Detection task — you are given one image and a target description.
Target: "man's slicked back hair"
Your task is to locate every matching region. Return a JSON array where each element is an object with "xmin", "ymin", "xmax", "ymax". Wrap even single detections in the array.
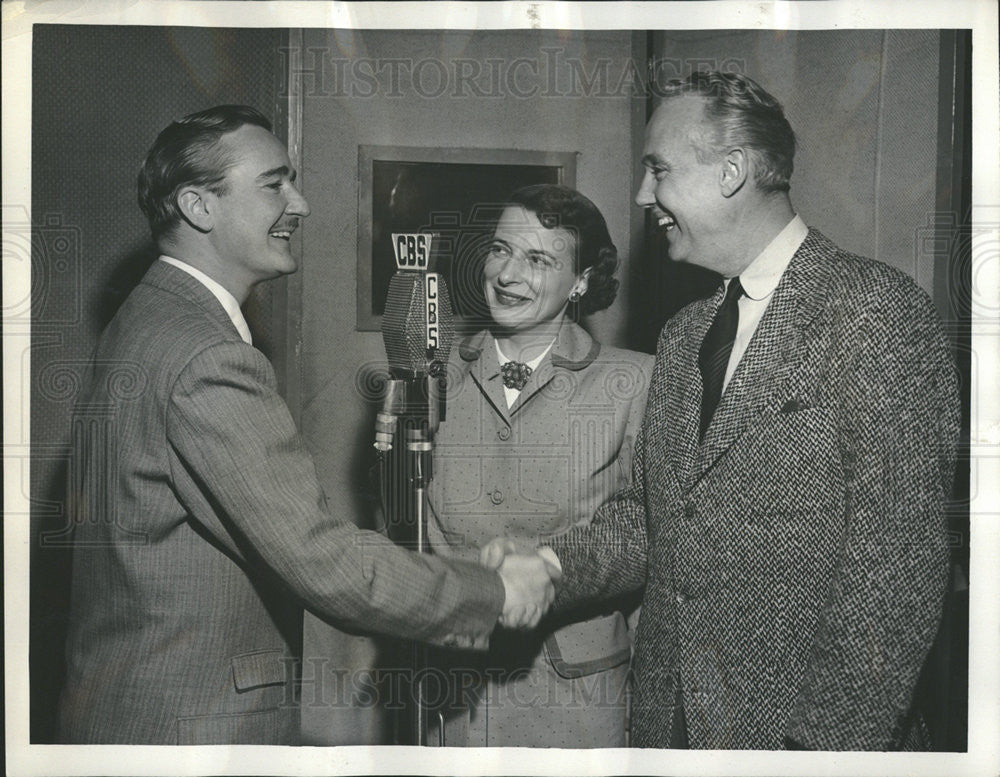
[
  {"xmin": 660, "ymin": 71, "xmax": 796, "ymax": 193},
  {"xmin": 137, "ymin": 105, "xmax": 272, "ymax": 239}
]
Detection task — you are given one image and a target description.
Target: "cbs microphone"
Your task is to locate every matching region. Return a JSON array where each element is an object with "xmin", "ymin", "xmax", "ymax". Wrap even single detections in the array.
[
  {"xmin": 376, "ymin": 232, "xmax": 455, "ymax": 747},
  {"xmin": 375, "ymin": 233, "xmax": 454, "ymax": 453}
]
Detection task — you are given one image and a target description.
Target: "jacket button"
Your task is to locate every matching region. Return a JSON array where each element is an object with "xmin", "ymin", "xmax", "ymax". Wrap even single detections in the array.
[
  {"xmin": 490, "ymin": 489, "xmax": 504, "ymax": 505},
  {"xmin": 497, "ymin": 427, "xmax": 511, "ymax": 441},
  {"xmin": 675, "ymin": 591, "xmax": 688, "ymax": 605},
  {"xmin": 683, "ymin": 503, "xmax": 695, "ymax": 519}
]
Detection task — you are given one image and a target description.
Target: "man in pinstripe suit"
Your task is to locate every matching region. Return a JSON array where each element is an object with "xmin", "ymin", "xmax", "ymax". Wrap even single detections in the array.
[
  {"xmin": 57, "ymin": 105, "xmax": 557, "ymax": 744},
  {"xmin": 489, "ymin": 71, "xmax": 960, "ymax": 750}
]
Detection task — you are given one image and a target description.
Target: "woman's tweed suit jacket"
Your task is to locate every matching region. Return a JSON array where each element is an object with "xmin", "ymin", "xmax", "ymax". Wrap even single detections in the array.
[
  {"xmin": 58, "ymin": 260, "xmax": 504, "ymax": 744},
  {"xmin": 547, "ymin": 230, "xmax": 960, "ymax": 750},
  {"xmin": 426, "ymin": 322, "xmax": 653, "ymax": 744}
]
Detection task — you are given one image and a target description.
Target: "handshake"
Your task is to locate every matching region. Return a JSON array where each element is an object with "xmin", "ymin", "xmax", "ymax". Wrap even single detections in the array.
[{"xmin": 480, "ymin": 538, "xmax": 562, "ymax": 630}]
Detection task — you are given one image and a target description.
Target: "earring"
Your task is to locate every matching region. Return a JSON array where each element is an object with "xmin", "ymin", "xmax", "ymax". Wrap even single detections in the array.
[{"xmin": 569, "ymin": 290, "xmax": 582, "ymax": 303}]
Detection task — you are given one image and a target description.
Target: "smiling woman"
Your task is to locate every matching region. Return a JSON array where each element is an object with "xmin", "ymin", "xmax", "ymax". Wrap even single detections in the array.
[
  {"xmin": 482, "ymin": 206, "xmax": 583, "ymax": 349},
  {"xmin": 423, "ymin": 184, "xmax": 654, "ymax": 748}
]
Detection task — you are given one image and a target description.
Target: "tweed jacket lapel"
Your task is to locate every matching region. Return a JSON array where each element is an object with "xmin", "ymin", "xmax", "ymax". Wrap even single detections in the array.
[
  {"xmin": 141, "ymin": 259, "xmax": 244, "ymax": 341},
  {"xmin": 694, "ymin": 229, "xmax": 833, "ymax": 478},
  {"xmin": 663, "ymin": 291, "xmax": 721, "ymax": 491}
]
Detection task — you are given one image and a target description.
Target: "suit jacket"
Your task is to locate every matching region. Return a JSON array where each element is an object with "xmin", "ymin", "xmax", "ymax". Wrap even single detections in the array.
[
  {"xmin": 58, "ymin": 260, "xmax": 504, "ymax": 745},
  {"xmin": 428, "ymin": 323, "xmax": 653, "ymax": 679},
  {"xmin": 547, "ymin": 230, "xmax": 960, "ymax": 750}
]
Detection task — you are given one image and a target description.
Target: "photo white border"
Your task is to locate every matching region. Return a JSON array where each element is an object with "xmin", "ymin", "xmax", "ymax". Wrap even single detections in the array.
[{"xmin": 4, "ymin": 2, "xmax": 998, "ymax": 775}]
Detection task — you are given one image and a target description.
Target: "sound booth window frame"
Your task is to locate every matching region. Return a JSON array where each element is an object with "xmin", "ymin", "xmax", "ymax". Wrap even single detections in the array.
[{"xmin": 357, "ymin": 144, "xmax": 578, "ymax": 331}]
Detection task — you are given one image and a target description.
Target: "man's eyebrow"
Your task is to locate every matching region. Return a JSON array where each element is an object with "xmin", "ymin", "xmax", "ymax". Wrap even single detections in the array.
[{"xmin": 256, "ymin": 165, "xmax": 296, "ymax": 181}]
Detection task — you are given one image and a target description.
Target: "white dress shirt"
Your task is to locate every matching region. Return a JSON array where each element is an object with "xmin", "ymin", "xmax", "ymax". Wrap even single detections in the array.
[
  {"xmin": 722, "ymin": 215, "xmax": 808, "ymax": 391},
  {"xmin": 495, "ymin": 338, "xmax": 554, "ymax": 408},
  {"xmin": 159, "ymin": 255, "xmax": 253, "ymax": 346}
]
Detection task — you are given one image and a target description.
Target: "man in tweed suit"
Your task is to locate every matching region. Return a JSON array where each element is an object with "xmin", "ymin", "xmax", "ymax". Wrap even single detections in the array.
[
  {"xmin": 489, "ymin": 72, "xmax": 959, "ymax": 750},
  {"xmin": 57, "ymin": 105, "xmax": 556, "ymax": 744}
]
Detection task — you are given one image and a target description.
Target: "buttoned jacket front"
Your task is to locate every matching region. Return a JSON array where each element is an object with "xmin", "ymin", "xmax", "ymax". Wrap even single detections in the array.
[{"xmin": 428, "ymin": 321, "xmax": 653, "ymax": 677}]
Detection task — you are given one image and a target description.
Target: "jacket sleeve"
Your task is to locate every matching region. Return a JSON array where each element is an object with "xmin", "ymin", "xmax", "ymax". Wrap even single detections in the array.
[
  {"xmin": 622, "ymin": 354, "xmax": 655, "ymax": 633},
  {"xmin": 616, "ymin": 353, "xmax": 655, "ymax": 490},
  {"xmin": 785, "ymin": 285, "xmax": 960, "ymax": 750},
  {"xmin": 166, "ymin": 340, "xmax": 504, "ymax": 647},
  {"xmin": 546, "ymin": 429, "xmax": 649, "ymax": 610},
  {"xmin": 544, "ymin": 353, "xmax": 658, "ymax": 610}
]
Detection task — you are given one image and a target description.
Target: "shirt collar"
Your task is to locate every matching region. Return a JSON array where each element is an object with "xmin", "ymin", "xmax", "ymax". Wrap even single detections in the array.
[
  {"xmin": 736, "ymin": 214, "xmax": 808, "ymax": 301},
  {"xmin": 459, "ymin": 322, "xmax": 600, "ymax": 373},
  {"xmin": 494, "ymin": 338, "xmax": 555, "ymax": 371},
  {"xmin": 159, "ymin": 255, "xmax": 253, "ymax": 345}
]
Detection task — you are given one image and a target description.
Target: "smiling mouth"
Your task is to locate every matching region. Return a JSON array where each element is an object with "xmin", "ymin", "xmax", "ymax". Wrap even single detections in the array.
[
  {"xmin": 492, "ymin": 287, "xmax": 531, "ymax": 306},
  {"xmin": 655, "ymin": 211, "xmax": 677, "ymax": 231},
  {"xmin": 269, "ymin": 221, "xmax": 298, "ymax": 241}
]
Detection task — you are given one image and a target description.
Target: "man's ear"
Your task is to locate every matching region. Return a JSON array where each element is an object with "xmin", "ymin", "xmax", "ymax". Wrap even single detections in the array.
[
  {"xmin": 720, "ymin": 148, "xmax": 748, "ymax": 197},
  {"xmin": 176, "ymin": 186, "xmax": 214, "ymax": 233}
]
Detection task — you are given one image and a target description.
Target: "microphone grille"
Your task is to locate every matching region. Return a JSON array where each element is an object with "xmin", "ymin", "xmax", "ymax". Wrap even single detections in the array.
[
  {"xmin": 381, "ymin": 273, "xmax": 455, "ymax": 375},
  {"xmin": 433, "ymin": 275, "xmax": 455, "ymax": 368},
  {"xmin": 382, "ymin": 274, "xmax": 425, "ymax": 373}
]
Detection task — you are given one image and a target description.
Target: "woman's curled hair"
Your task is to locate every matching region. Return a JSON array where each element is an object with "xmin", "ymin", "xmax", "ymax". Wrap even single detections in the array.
[{"xmin": 507, "ymin": 184, "xmax": 619, "ymax": 314}]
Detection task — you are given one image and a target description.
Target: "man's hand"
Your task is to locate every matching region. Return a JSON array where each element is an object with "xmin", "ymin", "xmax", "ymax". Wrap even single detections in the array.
[
  {"xmin": 495, "ymin": 551, "xmax": 562, "ymax": 630},
  {"xmin": 479, "ymin": 536, "xmax": 525, "ymax": 570}
]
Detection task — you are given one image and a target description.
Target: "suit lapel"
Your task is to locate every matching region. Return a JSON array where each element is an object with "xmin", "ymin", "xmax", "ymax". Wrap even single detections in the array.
[
  {"xmin": 694, "ymin": 230, "xmax": 831, "ymax": 478},
  {"xmin": 141, "ymin": 259, "xmax": 242, "ymax": 340},
  {"xmin": 669, "ymin": 293, "xmax": 721, "ymax": 489},
  {"xmin": 460, "ymin": 331, "xmax": 510, "ymax": 423},
  {"xmin": 509, "ymin": 358, "xmax": 552, "ymax": 415},
  {"xmin": 509, "ymin": 322, "xmax": 598, "ymax": 416}
]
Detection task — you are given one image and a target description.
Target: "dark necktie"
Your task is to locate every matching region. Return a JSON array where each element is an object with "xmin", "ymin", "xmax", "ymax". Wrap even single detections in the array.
[
  {"xmin": 501, "ymin": 361, "xmax": 532, "ymax": 391},
  {"xmin": 698, "ymin": 277, "xmax": 744, "ymax": 439}
]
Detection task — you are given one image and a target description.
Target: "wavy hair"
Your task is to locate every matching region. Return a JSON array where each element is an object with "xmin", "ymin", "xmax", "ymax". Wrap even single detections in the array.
[
  {"xmin": 137, "ymin": 105, "xmax": 272, "ymax": 239},
  {"xmin": 506, "ymin": 184, "xmax": 619, "ymax": 314},
  {"xmin": 661, "ymin": 71, "xmax": 796, "ymax": 193}
]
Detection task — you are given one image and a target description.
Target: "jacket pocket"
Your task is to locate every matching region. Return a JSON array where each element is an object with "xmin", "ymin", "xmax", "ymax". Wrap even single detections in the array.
[
  {"xmin": 543, "ymin": 612, "xmax": 631, "ymax": 679},
  {"xmin": 231, "ymin": 649, "xmax": 290, "ymax": 692}
]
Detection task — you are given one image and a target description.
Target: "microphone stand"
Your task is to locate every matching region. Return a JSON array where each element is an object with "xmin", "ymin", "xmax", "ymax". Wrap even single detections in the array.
[
  {"xmin": 377, "ymin": 237, "xmax": 453, "ymax": 745},
  {"xmin": 376, "ymin": 372, "xmax": 444, "ymax": 746},
  {"xmin": 376, "ymin": 362, "xmax": 447, "ymax": 746}
]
